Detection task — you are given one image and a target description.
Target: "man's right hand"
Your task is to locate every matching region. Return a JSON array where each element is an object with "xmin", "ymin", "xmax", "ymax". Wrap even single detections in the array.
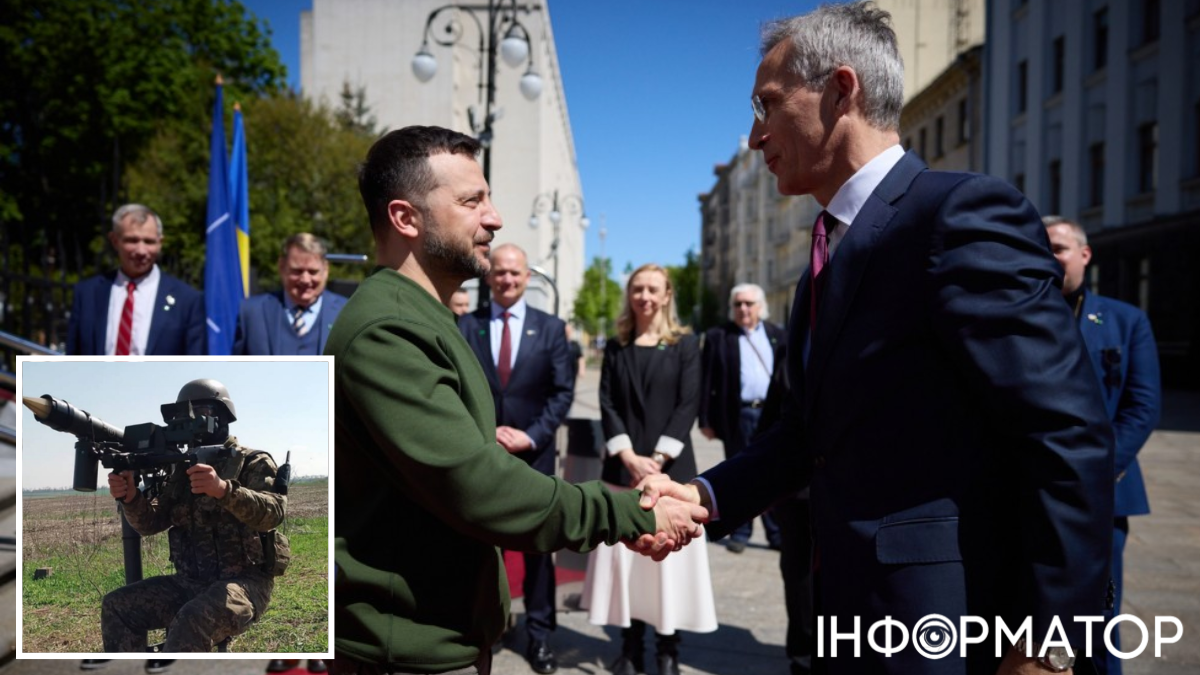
[
  {"xmin": 108, "ymin": 470, "xmax": 136, "ymax": 504},
  {"xmin": 641, "ymin": 496, "xmax": 709, "ymax": 562}
]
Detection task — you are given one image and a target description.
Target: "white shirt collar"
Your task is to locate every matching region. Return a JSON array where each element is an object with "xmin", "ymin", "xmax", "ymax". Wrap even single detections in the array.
[
  {"xmin": 491, "ymin": 297, "xmax": 526, "ymax": 320},
  {"xmin": 825, "ymin": 145, "xmax": 906, "ymax": 227}
]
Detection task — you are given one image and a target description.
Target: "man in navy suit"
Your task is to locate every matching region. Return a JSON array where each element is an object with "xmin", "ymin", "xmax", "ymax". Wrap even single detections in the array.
[
  {"xmin": 232, "ymin": 233, "xmax": 347, "ymax": 355},
  {"xmin": 1045, "ymin": 215, "xmax": 1161, "ymax": 675},
  {"xmin": 67, "ymin": 204, "xmax": 205, "ymax": 356},
  {"xmin": 640, "ymin": 4, "xmax": 1113, "ymax": 674},
  {"xmin": 458, "ymin": 243, "xmax": 575, "ymax": 674},
  {"xmin": 699, "ymin": 282, "xmax": 786, "ymax": 553}
]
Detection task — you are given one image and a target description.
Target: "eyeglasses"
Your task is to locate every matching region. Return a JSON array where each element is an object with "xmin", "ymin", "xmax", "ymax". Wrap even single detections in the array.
[
  {"xmin": 751, "ymin": 94, "xmax": 770, "ymax": 123},
  {"xmin": 732, "ymin": 300, "xmax": 758, "ymax": 308}
]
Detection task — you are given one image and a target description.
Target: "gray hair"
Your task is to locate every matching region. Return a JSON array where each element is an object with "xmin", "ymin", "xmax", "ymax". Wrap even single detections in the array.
[
  {"xmin": 281, "ymin": 232, "xmax": 329, "ymax": 259},
  {"xmin": 761, "ymin": 1, "xmax": 904, "ymax": 131},
  {"xmin": 111, "ymin": 203, "xmax": 163, "ymax": 237},
  {"xmin": 1042, "ymin": 215, "xmax": 1088, "ymax": 246},
  {"xmin": 728, "ymin": 283, "xmax": 769, "ymax": 321}
]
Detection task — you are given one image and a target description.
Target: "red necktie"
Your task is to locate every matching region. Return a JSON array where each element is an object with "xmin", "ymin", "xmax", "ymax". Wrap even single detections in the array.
[
  {"xmin": 497, "ymin": 311, "xmax": 513, "ymax": 388},
  {"xmin": 809, "ymin": 211, "xmax": 830, "ymax": 329},
  {"xmin": 115, "ymin": 281, "xmax": 136, "ymax": 355}
]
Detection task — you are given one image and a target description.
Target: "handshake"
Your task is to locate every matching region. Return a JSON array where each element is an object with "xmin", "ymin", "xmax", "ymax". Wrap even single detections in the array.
[{"xmin": 625, "ymin": 475, "xmax": 709, "ymax": 562}]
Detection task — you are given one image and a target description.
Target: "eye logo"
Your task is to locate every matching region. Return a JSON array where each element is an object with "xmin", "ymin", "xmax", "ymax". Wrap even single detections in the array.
[{"xmin": 913, "ymin": 614, "xmax": 957, "ymax": 659}]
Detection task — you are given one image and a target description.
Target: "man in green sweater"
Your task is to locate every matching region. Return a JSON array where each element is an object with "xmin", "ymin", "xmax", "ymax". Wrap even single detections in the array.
[{"xmin": 329, "ymin": 126, "xmax": 707, "ymax": 675}]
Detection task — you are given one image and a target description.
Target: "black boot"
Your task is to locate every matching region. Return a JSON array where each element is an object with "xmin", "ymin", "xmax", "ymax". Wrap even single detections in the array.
[
  {"xmin": 655, "ymin": 633, "xmax": 681, "ymax": 675},
  {"xmin": 267, "ymin": 661, "xmax": 300, "ymax": 673},
  {"xmin": 307, "ymin": 661, "xmax": 328, "ymax": 673},
  {"xmin": 610, "ymin": 622, "xmax": 645, "ymax": 675}
]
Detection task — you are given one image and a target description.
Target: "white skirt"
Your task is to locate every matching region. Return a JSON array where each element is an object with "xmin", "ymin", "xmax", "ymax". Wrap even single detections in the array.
[{"xmin": 580, "ymin": 530, "xmax": 718, "ymax": 635}]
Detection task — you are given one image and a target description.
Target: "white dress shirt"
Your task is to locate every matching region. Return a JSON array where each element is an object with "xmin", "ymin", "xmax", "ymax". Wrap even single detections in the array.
[{"xmin": 105, "ymin": 265, "xmax": 161, "ymax": 356}]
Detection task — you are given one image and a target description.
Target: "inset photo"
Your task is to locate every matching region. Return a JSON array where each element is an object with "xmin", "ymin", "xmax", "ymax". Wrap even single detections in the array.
[{"xmin": 15, "ymin": 358, "xmax": 331, "ymax": 659}]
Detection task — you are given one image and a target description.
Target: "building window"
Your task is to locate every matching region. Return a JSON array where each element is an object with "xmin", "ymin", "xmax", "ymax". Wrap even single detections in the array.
[
  {"xmin": 1052, "ymin": 36, "xmax": 1065, "ymax": 94},
  {"xmin": 1142, "ymin": 0, "xmax": 1160, "ymax": 45},
  {"xmin": 1014, "ymin": 173, "xmax": 1026, "ymax": 193},
  {"xmin": 919, "ymin": 128, "xmax": 927, "ymax": 159},
  {"xmin": 1138, "ymin": 121, "xmax": 1158, "ymax": 193},
  {"xmin": 935, "ymin": 116, "xmax": 945, "ymax": 157},
  {"xmin": 1094, "ymin": 7, "xmax": 1108, "ymax": 71},
  {"xmin": 1048, "ymin": 159, "xmax": 1062, "ymax": 214},
  {"xmin": 1089, "ymin": 142, "xmax": 1105, "ymax": 207},
  {"xmin": 958, "ymin": 98, "xmax": 970, "ymax": 144},
  {"xmin": 1017, "ymin": 60, "xmax": 1028, "ymax": 114}
]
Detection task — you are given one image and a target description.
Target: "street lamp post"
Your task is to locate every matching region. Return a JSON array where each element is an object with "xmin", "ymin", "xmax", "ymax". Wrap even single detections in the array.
[
  {"xmin": 412, "ymin": 0, "xmax": 544, "ymax": 307},
  {"xmin": 529, "ymin": 189, "xmax": 588, "ymax": 316}
]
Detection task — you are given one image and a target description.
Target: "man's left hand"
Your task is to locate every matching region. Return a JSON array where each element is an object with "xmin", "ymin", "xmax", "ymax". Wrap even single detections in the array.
[
  {"xmin": 187, "ymin": 463, "xmax": 228, "ymax": 499},
  {"xmin": 496, "ymin": 426, "xmax": 534, "ymax": 453}
]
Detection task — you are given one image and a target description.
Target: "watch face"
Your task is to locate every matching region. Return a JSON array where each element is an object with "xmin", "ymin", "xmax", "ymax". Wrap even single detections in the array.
[{"xmin": 1046, "ymin": 647, "xmax": 1075, "ymax": 670}]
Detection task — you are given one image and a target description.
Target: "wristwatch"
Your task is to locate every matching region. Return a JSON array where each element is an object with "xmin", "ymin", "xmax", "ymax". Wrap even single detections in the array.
[
  {"xmin": 651, "ymin": 451, "xmax": 669, "ymax": 466},
  {"xmin": 1014, "ymin": 638, "xmax": 1075, "ymax": 672}
]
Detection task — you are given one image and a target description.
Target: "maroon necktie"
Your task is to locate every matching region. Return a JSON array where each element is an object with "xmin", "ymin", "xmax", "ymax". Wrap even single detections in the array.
[
  {"xmin": 497, "ymin": 311, "xmax": 513, "ymax": 388},
  {"xmin": 115, "ymin": 281, "xmax": 136, "ymax": 355},
  {"xmin": 809, "ymin": 211, "xmax": 830, "ymax": 329}
]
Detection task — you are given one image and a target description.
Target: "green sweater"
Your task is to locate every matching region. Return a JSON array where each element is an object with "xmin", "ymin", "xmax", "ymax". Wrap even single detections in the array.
[{"xmin": 329, "ymin": 268, "xmax": 656, "ymax": 672}]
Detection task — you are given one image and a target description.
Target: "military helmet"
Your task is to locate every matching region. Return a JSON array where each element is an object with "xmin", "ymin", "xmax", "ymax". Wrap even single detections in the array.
[{"xmin": 176, "ymin": 378, "xmax": 237, "ymax": 422}]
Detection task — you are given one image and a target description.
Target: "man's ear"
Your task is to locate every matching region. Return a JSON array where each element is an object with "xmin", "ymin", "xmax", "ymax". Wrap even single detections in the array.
[
  {"xmin": 830, "ymin": 65, "xmax": 861, "ymax": 112},
  {"xmin": 388, "ymin": 200, "xmax": 423, "ymax": 240}
]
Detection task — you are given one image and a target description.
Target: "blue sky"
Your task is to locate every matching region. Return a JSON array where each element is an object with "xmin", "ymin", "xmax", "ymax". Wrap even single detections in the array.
[
  {"xmin": 19, "ymin": 359, "xmax": 330, "ymax": 489},
  {"xmin": 240, "ymin": 0, "xmax": 818, "ymax": 275}
]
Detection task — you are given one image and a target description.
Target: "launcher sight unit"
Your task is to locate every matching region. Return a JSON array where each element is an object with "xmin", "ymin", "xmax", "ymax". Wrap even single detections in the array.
[{"xmin": 23, "ymin": 394, "xmax": 231, "ymax": 498}]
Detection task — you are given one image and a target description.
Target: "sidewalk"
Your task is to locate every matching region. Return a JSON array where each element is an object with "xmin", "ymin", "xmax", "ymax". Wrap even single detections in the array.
[{"xmin": 490, "ymin": 367, "xmax": 1200, "ymax": 675}]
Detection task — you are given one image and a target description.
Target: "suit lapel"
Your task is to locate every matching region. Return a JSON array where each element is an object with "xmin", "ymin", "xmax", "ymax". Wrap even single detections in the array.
[
  {"xmin": 617, "ymin": 340, "xmax": 648, "ymax": 413},
  {"xmin": 467, "ymin": 309, "xmax": 501, "ymax": 390},
  {"xmin": 94, "ymin": 273, "xmax": 117, "ymax": 353},
  {"xmin": 804, "ymin": 152, "xmax": 924, "ymax": 413},
  {"xmin": 511, "ymin": 309, "xmax": 540, "ymax": 378},
  {"xmin": 267, "ymin": 291, "xmax": 286, "ymax": 354},
  {"xmin": 146, "ymin": 275, "xmax": 169, "ymax": 355}
]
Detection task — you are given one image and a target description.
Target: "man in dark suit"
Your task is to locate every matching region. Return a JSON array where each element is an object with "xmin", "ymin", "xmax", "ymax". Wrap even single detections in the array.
[
  {"xmin": 1045, "ymin": 215, "xmax": 1161, "ymax": 675},
  {"xmin": 640, "ymin": 4, "xmax": 1113, "ymax": 674},
  {"xmin": 67, "ymin": 204, "xmax": 205, "ymax": 356},
  {"xmin": 699, "ymin": 282, "xmax": 786, "ymax": 553},
  {"xmin": 233, "ymin": 233, "xmax": 347, "ymax": 355},
  {"xmin": 458, "ymin": 243, "xmax": 575, "ymax": 674}
]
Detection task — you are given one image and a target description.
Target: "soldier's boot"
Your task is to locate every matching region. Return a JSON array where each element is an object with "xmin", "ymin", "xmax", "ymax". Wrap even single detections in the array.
[
  {"xmin": 268, "ymin": 661, "xmax": 302, "ymax": 672},
  {"xmin": 307, "ymin": 660, "xmax": 328, "ymax": 673}
]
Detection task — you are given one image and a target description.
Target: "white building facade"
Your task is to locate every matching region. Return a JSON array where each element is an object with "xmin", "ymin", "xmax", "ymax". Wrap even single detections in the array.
[
  {"xmin": 983, "ymin": 0, "xmax": 1200, "ymax": 385},
  {"xmin": 301, "ymin": 0, "xmax": 587, "ymax": 316}
]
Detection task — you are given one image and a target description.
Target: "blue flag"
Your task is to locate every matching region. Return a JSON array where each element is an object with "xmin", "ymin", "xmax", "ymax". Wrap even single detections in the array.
[
  {"xmin": 229, "ymin": 105, "xmax": 251, "ymax": 297},
  {"xmin": 204, "ymin": 78, "xmax": 242, "ymax": 355}
]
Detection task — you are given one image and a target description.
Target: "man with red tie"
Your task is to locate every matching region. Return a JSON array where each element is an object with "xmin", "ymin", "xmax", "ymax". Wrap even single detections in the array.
[{"xmin": 67, "ymin": 204, "xmax": 205, "ymax": 356}]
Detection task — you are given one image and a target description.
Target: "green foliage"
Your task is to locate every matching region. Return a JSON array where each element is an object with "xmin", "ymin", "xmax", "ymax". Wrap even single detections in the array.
[
  {"xmin": 126, "ymin": 90, "xmax": 376, "ymax": 288},
  {"xmin": 335, "ymin": 80, "xmax": 379, "ymax": 136},
  {"xmin": 572, "ymin": 256, "xmax": 622, "ymax": 337},
  {"xmin": 667, "ymin": 248, "xmax": 721, "ymax": 331},
  {"xmin": 0, "ymin": 0, "xmax": 286, "ymax": 259}
]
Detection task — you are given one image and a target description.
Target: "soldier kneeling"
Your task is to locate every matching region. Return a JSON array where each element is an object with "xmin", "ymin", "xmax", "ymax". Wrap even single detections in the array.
[{"xmin": 101, "ymin": 379, "xmax": 289, "ymax": 652}]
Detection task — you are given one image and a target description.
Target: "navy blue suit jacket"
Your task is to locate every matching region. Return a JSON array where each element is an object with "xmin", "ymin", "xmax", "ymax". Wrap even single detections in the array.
[
  {"xmin": 701, "ymin": 153, "xmax": 1114, "ymax": 674},
  {"xmin": 458, "ymin": 305, "xmax": 574, "ymax": 475},
  {"xmin": 232, "ymin": 289, "xmax": 347, "ymax": 355},
  {"xmin": 1077, "ymin": 291, "xmax": 1160, "ymax": 517},
  {"xmin": 67, "ymin": 269, "xmax": 205, "ymax": 355},
  {"xmin": 698, "ymin": 320, "xmax": 787, "ymax": 456}
]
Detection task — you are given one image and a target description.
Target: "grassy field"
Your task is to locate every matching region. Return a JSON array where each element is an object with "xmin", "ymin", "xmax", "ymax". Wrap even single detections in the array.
[{"xmin": 21, "ymin": 480, "xmax": 328, "ymax": 653}]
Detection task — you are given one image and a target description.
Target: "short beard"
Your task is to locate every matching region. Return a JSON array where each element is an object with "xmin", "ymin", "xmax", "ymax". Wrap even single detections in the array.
[{"xmin": 424, "ymin": 211, "xmax": 490, "ymax": 280}]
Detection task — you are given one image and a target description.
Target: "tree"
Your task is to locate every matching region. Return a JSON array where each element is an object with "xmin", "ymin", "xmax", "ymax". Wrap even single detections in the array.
[
  {"xmin": 0, "ymin": 0, "xmax": 286, "ymax": 262},
  {"xmin": 125, "ymin": 90, "xmax": 376, "ymax": 289},
  {"xmin": 335, "ymin": 80, "xmax": 379, "ymax": 136},
  {"xmin": 572, "ymin": 256, "xmax": 622, "ymax": 338},
  {"xmin": 667, "ymin": 248, "xmax": 720, "ymax": 331}
]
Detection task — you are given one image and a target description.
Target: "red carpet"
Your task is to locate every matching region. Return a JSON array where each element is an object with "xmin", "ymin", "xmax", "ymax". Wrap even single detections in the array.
[{"xmin": 503, "ymin": 550, "xmax": 586, "ymax": 599}]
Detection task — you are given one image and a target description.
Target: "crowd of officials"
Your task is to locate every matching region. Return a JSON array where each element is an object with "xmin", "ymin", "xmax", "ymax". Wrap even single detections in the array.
[{"xmin": 57, "ymin": 2, "xmax": 1165, "ymax": 674}]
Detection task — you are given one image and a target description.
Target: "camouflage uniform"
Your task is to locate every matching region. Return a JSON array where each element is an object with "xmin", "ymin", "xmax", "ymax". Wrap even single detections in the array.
[{"xmin": 101, "ymin": 436, "xmax": 286, "ymax": 652}]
